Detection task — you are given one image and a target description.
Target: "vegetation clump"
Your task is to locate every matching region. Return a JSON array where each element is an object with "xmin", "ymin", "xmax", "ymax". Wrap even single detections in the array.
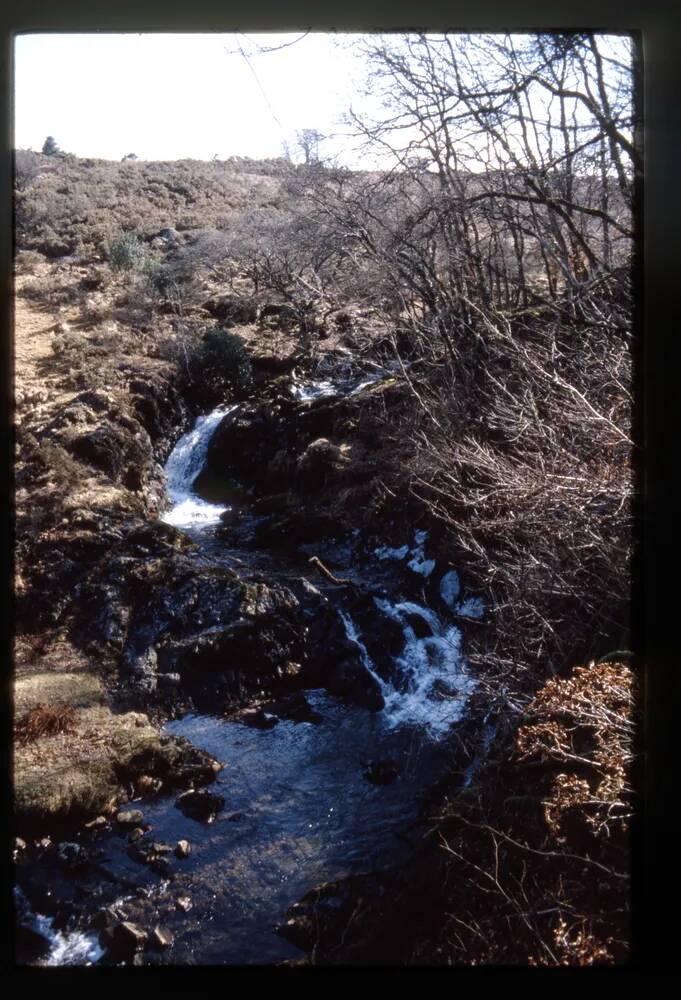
[
  {"xmin": 188, "ymin": 328, "xmax": 254, "ymax": 402},
  {"xmin": 107, "ymin": 231, "xmax": 148, "ymax": 272},
  {"xmin": 15, "ymin": 703, "xmax": 77, "ymax": 745}
]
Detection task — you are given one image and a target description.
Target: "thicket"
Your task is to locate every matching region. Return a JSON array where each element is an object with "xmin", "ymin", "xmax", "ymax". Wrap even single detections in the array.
[
  {"xmin": 279, "ymin": 32, "xmax": 636, "ymax": 691},
  {"xmin": 180, "ymin": 328, "xmax": 254, "ymax": 406}
]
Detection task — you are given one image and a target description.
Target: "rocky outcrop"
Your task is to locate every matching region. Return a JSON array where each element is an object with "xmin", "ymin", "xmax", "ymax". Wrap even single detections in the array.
[{"xmin": 202, "ymin": 294, "xmax": 258, "ymax": 326}]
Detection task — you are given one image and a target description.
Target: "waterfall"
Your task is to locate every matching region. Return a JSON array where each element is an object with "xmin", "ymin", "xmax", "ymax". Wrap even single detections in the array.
[
  {"xmin": 341, "ymin": 599, "xmax": 476, "ymax": 739},
  {"xmin": 15, "ymin": 888, "xmax": 103, "ymax": 967},
  {"xmin": 162, "ymin": 401, "xmax": 478, "ymax": 739},
  {"xmin": 161, "ymin": 405, "xmax": 238, "ymax": 528}
]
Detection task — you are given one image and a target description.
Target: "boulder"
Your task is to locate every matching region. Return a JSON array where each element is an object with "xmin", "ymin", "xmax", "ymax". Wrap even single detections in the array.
[
  {"xmin": 202, "ymin": 294, "xmax": 258, "ymax": 326},
  {"xmin": 238, "ymin": 708, "xmax": 279, "ymax": 729},
  {"xmin": 295, "ymin": 437, "xmax": 347, "ymax": 492},
  {"xmin": 103, "ymin": 920, "xmax": 148, "ymax": 958},
  {"xmin": 151, "ymin": 926, "xmax": 174, "ymax": 950},
  {"xmin": 116, "ymin": 809, "xmax": 144, "ymax": 827},
  {"xmin": 175, "ymin": 788, "xmax": 225, "ymax": 822},
  {"xmin": 324, "ymin": 657, "xmax": 385, "ymax": 711}
]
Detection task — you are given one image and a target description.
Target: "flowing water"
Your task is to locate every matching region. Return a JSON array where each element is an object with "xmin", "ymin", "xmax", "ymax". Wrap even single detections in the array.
[{"xmin": 23, "ymin": 373, "xmax": 483, "ymax": 966}]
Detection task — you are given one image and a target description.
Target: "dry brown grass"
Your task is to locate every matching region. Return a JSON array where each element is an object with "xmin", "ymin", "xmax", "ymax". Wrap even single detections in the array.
[{"xmin": 15, "ymin": 703, "xmax": 77, "ymax": 745}]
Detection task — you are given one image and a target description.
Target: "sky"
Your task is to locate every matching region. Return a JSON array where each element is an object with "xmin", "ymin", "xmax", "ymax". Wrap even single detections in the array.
[
  {"xmin": 13, "ymin": 33, "xmax": 369, "ymax": 163},
  {"xmin": 14, "ymin": 32, "xmax": 632, "ymax": 169}
]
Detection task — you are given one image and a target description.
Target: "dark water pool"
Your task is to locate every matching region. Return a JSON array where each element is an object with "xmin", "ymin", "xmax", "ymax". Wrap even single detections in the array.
[{"xmin": 83, "ymin": 691, "xmax": 452, "ymax": 965}]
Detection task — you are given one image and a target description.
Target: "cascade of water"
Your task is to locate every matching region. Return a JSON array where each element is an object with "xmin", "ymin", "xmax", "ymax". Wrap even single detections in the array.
[
  {"xmin": 340, "ymin": 599, "xmax": 476, "ymax": 739},
  {"xmin": 369, "ymin": 597, "xmax": 477, "ymax": 737},
  {"xmin": 162, "ymin": 405, "xmax": 238, "ymax": 528},
  {"xmin": 162, "ymin": 400, "xmax": 478, "ymax": 739},
  {"xmin": 338, "ymin": 610, "xmax": 391, "ymax": 698},
  {"xmin": 15, "ymin": 888, "xmax": 103, "ymax": 967}
]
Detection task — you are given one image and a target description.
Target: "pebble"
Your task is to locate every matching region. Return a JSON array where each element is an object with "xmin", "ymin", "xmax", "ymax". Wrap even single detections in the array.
[
  {"xmin": 85, "ymin": 816, "xmax": 108, "ymax": 830},
  {"xmin": 175, "ymin": 840, "xmax": 191, "ymax": 859},
  {"xmin": 116, "ymin": 809, "xmax": 144, "ymax": 827},
  {"xmin": 176, "ymin": 896, "xmax": 192, "ymax": 912},
  {"xmin": 151, "ymin": 842, "xmax": 173, "ymax": 855}
]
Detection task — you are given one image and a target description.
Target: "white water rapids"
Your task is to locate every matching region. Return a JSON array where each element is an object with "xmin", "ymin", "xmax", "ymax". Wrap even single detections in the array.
[
  {"xmin": 160, "ymin": 388, "xmax": 478, "ymax": 739},
  {"xmin": 161, "ymin": 405, "xmax": 238, "ymax": 528}
]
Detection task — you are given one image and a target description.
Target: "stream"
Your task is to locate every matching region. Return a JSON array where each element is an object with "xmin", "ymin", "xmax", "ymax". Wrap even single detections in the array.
[{"xmin": 18, "ymin": 369, "xmax": 483, "ymax": 967}]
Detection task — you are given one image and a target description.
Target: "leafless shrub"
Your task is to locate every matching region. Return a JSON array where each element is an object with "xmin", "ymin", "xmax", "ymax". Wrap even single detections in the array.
[
  {"xmin": 333, "ymin": 32, "xmax": 636, "ymax": 688},
  {"xmin": 14, "ymin": 149, "xmax": 42, "ymax": 191}
]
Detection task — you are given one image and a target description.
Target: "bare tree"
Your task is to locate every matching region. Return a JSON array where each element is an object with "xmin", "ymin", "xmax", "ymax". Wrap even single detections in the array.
[{"xmin": 328, "ymin": 32, "xmax": 636, "ymax": 684}]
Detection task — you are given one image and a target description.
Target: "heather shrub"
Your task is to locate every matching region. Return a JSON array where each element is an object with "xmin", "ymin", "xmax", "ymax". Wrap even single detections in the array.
[
  {"xmin": 107, "ymin": 232, "xmax": 147, "ymax": 271},
  {"xmin": 186, "ymin": 328, "xmax": 253, "ymax": 402}
]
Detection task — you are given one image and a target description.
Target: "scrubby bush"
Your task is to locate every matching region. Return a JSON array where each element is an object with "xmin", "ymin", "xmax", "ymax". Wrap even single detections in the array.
[
  {"xmin": 187, "ymin": 328, "xmax": 253, "ymax": 402},
  {"xmin": 14, "ymin": 149, "xmax": 42, "ymax": 191},
  {"xmin": 144, "ymin": 257, "xmax": 201, "ymax": 315},
  {"xmin": 21, "ymin": 271, "xmax": 80, "ymax": 307},
  {"xmin": 107, "ymin": 232, "xmax": 147, "ymax": 271},
  {"xmin": 14, "ymin": 249, "xmax": 45, "ymax": 275},
  {"xmin": 42, "ymin": 136, "xmax": 59, "ymax": 156}
]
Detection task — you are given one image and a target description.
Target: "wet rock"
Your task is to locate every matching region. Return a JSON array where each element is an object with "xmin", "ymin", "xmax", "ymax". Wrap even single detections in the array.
[
  {"xmin": 151, "ymin": 842, "xmax": 173, "ymax": 856},
  {"xmin": 239, "ymin": 708, "xmax": 279, "ymax": 730},
  {"xmin": 151, "ymin": 926, "xmax": 174, "ymax": 950},
  {"xmin": 116, "ymin": 809, "xmax": 144, "ymax": 827},
  {"xmin": 84, "ymin": 816, "xmax": 108, "ymax": 830},
  {"xmin": 157, "ymin": 672, "xmax": 181, "ymax": 690},
  {"xmin": 128, "ymin": 827, "xmax": 146, "ymax": 843},
  {"xmin": 175, "ymin": 839, "xmax": 191, "ymax": 859},
  {"xmin": 227, "ymin": 812, "xmax": 242, "ymax": 822},
  {"xmin": 176, "ymin": 896, "xmax": 192, "ymax": 912},
  {"xmin": 105, "ymin": 920, "xmax": 148, "ymax": 958},
  {"xmin": 56, "ymin": 841, "xmax": 88, "ymax": 867},
  {"xmin": 363, "ymin": 760, "xmax": 400, "ymax": 785},
  {"xmin": 325, "ymin": 657, "xmax": 385, "ymax": 712},
  {"xmin": 15, "ymin": 923, "xmax": 52, "ymax": 964},
  {"xmin": 136, "ymin": 774, "xmax": 162, "ymax": 796},
  {"xmin": 264, "ymin": 692, "xmax": 323, "ymax": 724},
  {"xmin": 277, "ymin": 873, "xmax": 388, "ymax": 955},
  {"xmin": 175, "ymin": 788, "xmax": 225, "ymax": 822},
  {"xmin": 217, "ymin": 507, "xmax": 244, "ymax": 527},
  {"xmin": 149, "ymin": 856, "xmax": 172, "ymax": 876}
]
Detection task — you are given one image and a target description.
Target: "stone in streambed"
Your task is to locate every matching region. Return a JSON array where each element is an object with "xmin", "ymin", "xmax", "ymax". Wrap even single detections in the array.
[
  {"xmin": 239, "ymin": 708, "xmax": 279, "ymax": 729},
  {"xmin": 151, "ymin": 926, "xmax": 174, "ymax": 950},
  {"xmin": 116, "ymin": 809, "xmax": 144, "ymax": 827},
  {"xmin": 175, "ymin": 788, "xmax": 225, "ymax": 822},
  {"xmin": 56, "ymin": 841, "xmax": 88, "ymax": 867},
  {"xmin": 175, "ymin": 839, "xmax": 191, "ymax": 858},
  {"xmin": 103, "ymin": 920, "xmax": 148, "ymax": 958}
]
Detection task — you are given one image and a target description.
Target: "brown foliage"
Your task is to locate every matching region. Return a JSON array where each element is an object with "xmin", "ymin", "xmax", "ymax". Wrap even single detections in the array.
[{"xmin": 15, "ymin": 703, "xmax": 77, "ymax": 745}]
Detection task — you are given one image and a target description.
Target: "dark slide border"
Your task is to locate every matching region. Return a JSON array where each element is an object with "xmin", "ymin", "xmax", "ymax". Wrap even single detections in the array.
[{"xmin": 1, "ymin": 0, "xmax": 678, "ymax": 980}]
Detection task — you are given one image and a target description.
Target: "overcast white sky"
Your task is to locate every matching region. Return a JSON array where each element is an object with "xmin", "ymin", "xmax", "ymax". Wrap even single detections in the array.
[
  {"xmin": 14, "ymin": 33, "xmax": 631, "ymax": 169},
  {"xmin": 14, "ymin": 33, "xmax": 368, "ymax": 163}
]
